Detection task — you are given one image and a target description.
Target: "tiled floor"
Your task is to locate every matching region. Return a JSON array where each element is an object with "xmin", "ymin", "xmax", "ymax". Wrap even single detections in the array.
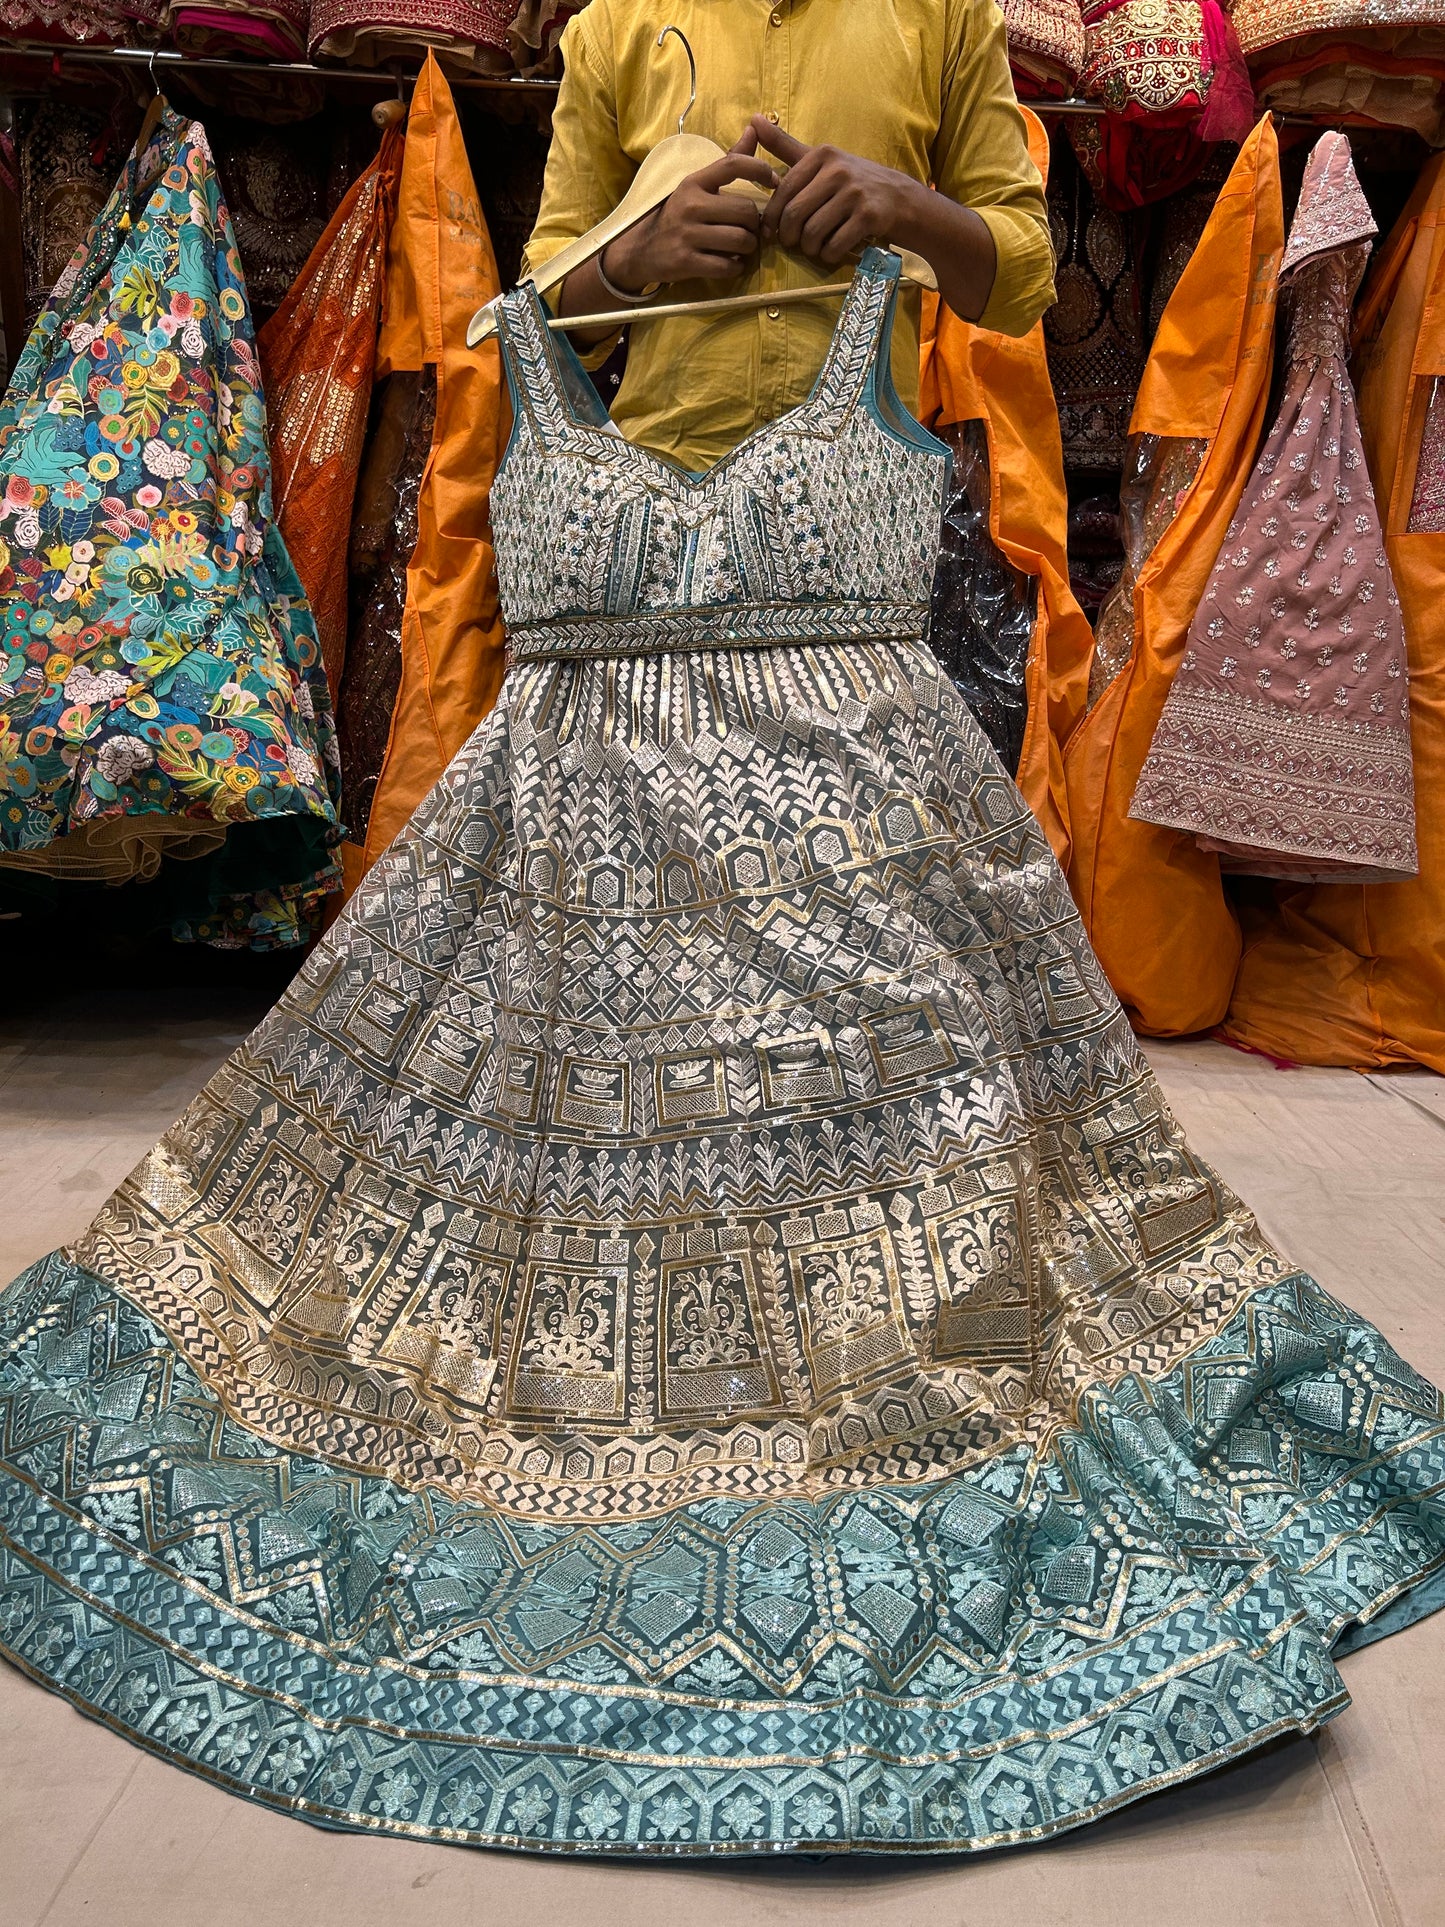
[{"xmin": 1, "ymin": 962, "xmax": 1443, "ymax": 1926}]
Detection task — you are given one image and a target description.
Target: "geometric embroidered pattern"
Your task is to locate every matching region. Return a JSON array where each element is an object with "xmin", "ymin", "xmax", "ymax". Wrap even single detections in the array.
[
  {"xmin": 3, "ymin": 1259, "xmax": 1443, "ymax": 1852},
  {"xmin": 490, "ymin": 250, "xmax": 947, "ymax": 664},
  {"xmin": 2, "ymin": 241, "xmax": 1443, "ymax": 1855}
]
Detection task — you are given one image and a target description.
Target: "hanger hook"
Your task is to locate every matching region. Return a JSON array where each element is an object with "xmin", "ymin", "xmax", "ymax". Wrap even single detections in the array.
[
  {"xmin": 148, "ymin": 47, "xmax": 161, "ymax": 94},
  {"xmin": 656, "ymin": 25, "xmax": 697, "ymax": 136}
]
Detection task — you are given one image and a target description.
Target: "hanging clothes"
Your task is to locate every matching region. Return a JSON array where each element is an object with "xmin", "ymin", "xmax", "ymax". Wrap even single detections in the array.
[
  {"xmin": 210, "ymin": 119, "xmax": 359, "ymax": 328},
  {"xmin": 1063, "ymin": 118, "xmax": 1284, "ymax": 1038},
  {"xmin": 1079, "ymin": 0, "xmax": 1213, "ymax": 119},
  {"xmin": 923, "ymin": 418, "xmax": 1039, "ymax": 775},
  {"xmin": 167, "ymin": 0, "xmax": 310, "ymax": 60},
  {"xmin": 919, "ymin": 107, "xmax": 1096, "ymax": 870},
  {"xmin": 1002, "ymin": 0, "xmax": 1086, "ymax": 98},
  {"xmin": 338, "ymin": 53, "xmax": 507, "ymax": 896},
  {"xmin": 335, "ymin": 367, "xmax": 436, "ymax": 854},
  {"xmin": 1077, "ymin": 0, "xmax": 1255, "ymax": 207},
  {"xmin": 5, "ymin": 245, "xmax": 1445, "ymax": 1857},
  {"xmin": 1233, "ymin": 0, "xmax": 1445, "ymax": 145},
  {"xmin": 259, "ymin": 125, "xmax": 403, "ymax": 697},
  {"xmin": 1226, "ymin": 154, "xmax": 1445, "ymax": 1071},
  {"xmin": 309, "ymin": 0, "xmax": 516, "ymax": 72},
  {"xmin": 1145, "ymin": 143, "xmax": 1233, "ymax": 338},
  {"xmin": 1065, "ymin": 492, "xmax": 1125, "ymax": 617},
  {"xmin": 469, "ymin": 111, "xmax": 550, "ymax": 291},
  {"xmin": 1044, "ymin": 125, "xmax": 1149, "ymax": 479},
  {"xmin": 0, "ymin": 0, "xmax": 155, "ymax": 41},
  {"xmin": 507, "ymin": 0, "xmax": 584, "ymax": 75},
  {"xmin": 1132, "ymin": 133, "xmax": 1416, "ymax": 885},
  {"xmin": 0, "ymin": 108, "xmax": 339, "ymax": 932},
  {"xmin": 15, "ymin": 101, "xmax": 116, "ymax": 337}
]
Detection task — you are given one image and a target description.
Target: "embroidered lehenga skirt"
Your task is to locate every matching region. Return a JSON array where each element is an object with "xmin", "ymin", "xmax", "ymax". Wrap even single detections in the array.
[{"xmin": 1, "ymin": 252, "xmax": 1443, "ymax": 1856}]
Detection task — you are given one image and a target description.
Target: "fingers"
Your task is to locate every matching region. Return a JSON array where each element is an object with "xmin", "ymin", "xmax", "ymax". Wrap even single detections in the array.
[
  {"xmin": 798, "ymin": 201, "xmax": 854, "ymax": 259},
  {"xmin": 695, "ymin": 151, "xmax": 779, "ymax": 195},
  {"xmin": 729, "ymin": 123, "xmax": 760, "ymax": 156},
  {"xmin": 768, "ymin": 163, "xmax": 834, "ymax": 250},
  {"xmin": 691, "ymin": 192, "xmax": 761, "ymax": 231},
  {"xmin": 758, "ymin": 146, "xmax": 826, "ymax": 241},
  {"xmin": 686, "ymin": 222, "xmax": 760, "ymax": 256},
  {"xmin": 751, "ymin": 117, "xmax": 809, "ymax": 166},
  {"xmin": 815, "ymin": 210, "xmax": 875, "ymax": 268}
]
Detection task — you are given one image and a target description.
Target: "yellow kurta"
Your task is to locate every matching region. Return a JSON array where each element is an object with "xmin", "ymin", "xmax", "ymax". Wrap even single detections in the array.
[{"xmin": 522, "ymin": 0, "xmax": 1055, "ymax": 472}]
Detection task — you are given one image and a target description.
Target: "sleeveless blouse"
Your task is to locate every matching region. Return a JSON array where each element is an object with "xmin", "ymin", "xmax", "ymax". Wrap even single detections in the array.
[{"xmin": 490, "ymin": 249, "xmax": 950, "ymax": 663}]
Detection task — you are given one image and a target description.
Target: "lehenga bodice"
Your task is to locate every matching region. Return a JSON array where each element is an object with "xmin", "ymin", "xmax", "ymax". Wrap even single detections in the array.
[{"xmin": 490, "ymin": 248, "xmax": 949, "ymax": 662}]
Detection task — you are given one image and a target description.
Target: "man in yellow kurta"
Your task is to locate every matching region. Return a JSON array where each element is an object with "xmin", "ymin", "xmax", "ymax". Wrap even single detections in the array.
[{"xmin": 523, "ymin": 0, "xmax": 1055, "ymax": 474}]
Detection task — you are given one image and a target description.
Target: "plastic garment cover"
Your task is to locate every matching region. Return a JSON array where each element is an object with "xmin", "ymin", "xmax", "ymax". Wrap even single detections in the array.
[
  {"xmin": 923, "ymin": 419, "xmax": 1038, "ymax": 774},
  {"xmin": 1087, "ymin": 430, "xmax": 1208, "ymax": 706},
  {"xmin": 335, "ymin": 367, "xmax": 437, "ymax": 847}
]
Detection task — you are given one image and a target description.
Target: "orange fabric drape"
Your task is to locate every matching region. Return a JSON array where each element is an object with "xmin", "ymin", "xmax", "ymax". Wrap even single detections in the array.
[
  {"xmin": 341, "ymin": 53, "xmax": 508, "ymax": 893},
  {"xmin": 918, "ymin": 108, "xmax": 1095, "ymax": 870},
  {"xmin": 1225, "ymin": 156, "xmax": 1445, "ymax": 1071},
  {"xmin": 259, "ymin": 126, "xmax": 403, "ymax": 695},
  {"xmin": 1062, "ymin": 119, "xmax": 1284, "ymax": 1036}
]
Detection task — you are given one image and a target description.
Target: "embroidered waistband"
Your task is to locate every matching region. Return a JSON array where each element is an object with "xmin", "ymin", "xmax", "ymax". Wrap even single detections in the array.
[{"xmin": 506, "ymin": 600, "xmax": 929, "ymax": 663}]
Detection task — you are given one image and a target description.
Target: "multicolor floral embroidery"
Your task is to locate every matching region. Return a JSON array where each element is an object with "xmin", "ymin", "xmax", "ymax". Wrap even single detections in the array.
[{"xmin": 0, "ymin": 106, "xmax": 340, "ymax": 909}]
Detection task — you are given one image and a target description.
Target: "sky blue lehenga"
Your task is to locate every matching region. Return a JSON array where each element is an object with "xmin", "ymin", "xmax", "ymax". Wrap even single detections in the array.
[{"xmin": 2, "ymin": 250, "xmax": 1444, "ymax": 1856}]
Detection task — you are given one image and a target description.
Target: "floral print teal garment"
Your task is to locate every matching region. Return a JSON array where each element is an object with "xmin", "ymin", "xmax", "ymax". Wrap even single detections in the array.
[{"xmin": 0, "ymin": 106, "xmax": 340, "ymax": 936}]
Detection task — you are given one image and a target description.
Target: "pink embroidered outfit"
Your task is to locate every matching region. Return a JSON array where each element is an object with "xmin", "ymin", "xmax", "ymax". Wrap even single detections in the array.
[{"xmin": 1130, "ymin": 132, "xmax": 1418, "ymax": 884}]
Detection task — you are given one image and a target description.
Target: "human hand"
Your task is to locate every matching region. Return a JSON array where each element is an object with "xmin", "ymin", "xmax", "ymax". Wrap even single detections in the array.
[
  {"xmin": 750, "ymin": 117, "xmax": 921, "ymax": 266},
  {"xmin": 603, "ymin": 133, "xmax": 780, "ymax": 291}
]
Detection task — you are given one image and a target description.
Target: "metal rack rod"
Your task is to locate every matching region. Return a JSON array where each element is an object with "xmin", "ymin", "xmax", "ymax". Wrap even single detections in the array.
[
  {"xmin": 0, "ymin": 44, "xmax": 1142, "ymax": 112},
  {"xmin": 0, "ymin": 42, "xmax": 1341, "ymax": 125},
  {"xmin": 0, "ymin": 40, "xmax": 562, "ymax": 92}
]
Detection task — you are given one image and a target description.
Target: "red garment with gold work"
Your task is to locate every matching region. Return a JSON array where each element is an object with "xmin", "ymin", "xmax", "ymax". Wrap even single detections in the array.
[{"xmin": 258, "ymin": 127, "xmax": 403, "ymax": 698}]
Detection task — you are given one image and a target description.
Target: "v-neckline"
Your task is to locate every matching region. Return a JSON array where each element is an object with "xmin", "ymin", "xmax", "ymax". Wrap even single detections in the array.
[{"xmin": 520, "ymin": 251, "xmax": 893, "ymax": 498}]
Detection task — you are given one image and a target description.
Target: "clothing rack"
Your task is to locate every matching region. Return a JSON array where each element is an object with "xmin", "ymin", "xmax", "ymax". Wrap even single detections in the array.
[
  {"xmin": 0, "ymin": 42, "xmax": 1133, "ymax": 112},
  {"xmin": 0, "ymin": 39, "xmax": 561, "ymax": 94}
]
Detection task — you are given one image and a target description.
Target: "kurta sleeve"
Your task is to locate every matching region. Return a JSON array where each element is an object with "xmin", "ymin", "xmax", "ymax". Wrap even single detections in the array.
[
  {"xmin": 519, "ymin": 4, "xmax": 635, "ymax": 281},
  {"xmin": 520, "ymin": 10, "xmax": 635, "ymax": 363},
  {"xmin": 933, "ymin": 0, "xmax": 1056, "ymax": 336}
]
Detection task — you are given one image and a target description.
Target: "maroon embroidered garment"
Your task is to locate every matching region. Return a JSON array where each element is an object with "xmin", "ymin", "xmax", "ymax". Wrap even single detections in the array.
[{"xmin": 1130, "ymin": 131, "xmax": 1418, "ymax": 882}]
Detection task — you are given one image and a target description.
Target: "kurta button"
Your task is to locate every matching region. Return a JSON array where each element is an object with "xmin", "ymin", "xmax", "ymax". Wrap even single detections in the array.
[
  {"xmin": 767, "ymin": 306, "xmax": 781, "ymax": 319},
  {"xmin": 765, "ymin": 110, "xmax": 780, "ymax": 123},
  {"xmin": 770, "ymin": 7, "xmax": 783, "ymax": 22}
]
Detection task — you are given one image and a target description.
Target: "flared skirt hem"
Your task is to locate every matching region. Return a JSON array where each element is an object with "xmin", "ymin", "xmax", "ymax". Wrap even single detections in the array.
[{"xmin": 2, "ymin": 1252, "xmax": 1443, "ymax": 1856}]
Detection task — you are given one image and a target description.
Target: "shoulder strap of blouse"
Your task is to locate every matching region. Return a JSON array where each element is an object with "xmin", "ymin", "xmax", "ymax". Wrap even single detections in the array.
[
  {"xmin": 807, "ymin": 247, "xmax": 903, "ymax": 427},
  {"xmin": 493, "ymin": 284, "xmax": 580, "ymax": 447}
]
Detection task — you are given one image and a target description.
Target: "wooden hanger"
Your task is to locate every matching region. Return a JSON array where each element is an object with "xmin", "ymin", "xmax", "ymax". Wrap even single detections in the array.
[{"xmin": 467, "ymin": 25, "xmax": 936, "ymax": 348}]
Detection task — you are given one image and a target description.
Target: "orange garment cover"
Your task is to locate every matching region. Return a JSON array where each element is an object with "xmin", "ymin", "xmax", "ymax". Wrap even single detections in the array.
[
  {"xmin": 1063, "ymin": 119, "xmax": 1284, "ymax": 1036},
  {"xmin": 918, "ymin": 108, "xmax": 1095, "ymax": 871},
  {"xmin": 1226, "ymin": 155, "xmax": 1445, "ymax": 1071},
  {"xmin": 342, "ymin": 54, "xmax": 508, "ymax": 892},
  {"xmin": 259, "ymin": 126, "xmax": 403, "ymax": 696}
]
